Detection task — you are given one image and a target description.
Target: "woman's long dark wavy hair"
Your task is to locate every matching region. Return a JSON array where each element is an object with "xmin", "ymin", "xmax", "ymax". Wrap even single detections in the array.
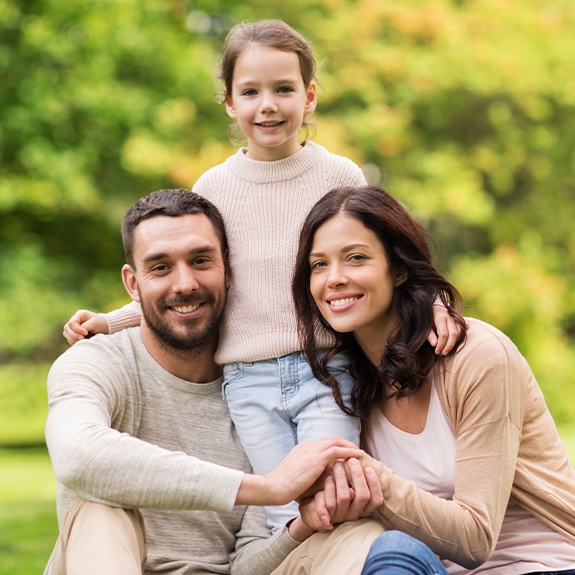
[{"xmin": 292, "ymin": 185, "xmax": 467, "ymax": 419}]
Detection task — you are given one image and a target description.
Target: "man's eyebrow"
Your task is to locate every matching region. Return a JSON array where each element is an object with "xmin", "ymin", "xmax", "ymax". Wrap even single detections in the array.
[{"xmin": 142, "ymin": 245, "xmax": 218, "ymax": 264}]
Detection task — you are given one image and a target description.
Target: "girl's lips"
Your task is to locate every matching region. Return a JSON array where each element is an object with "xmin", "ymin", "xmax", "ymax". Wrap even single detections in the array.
[{"xmin": 255, "ymin": 120, "xmax": 285, "ymax": 130}]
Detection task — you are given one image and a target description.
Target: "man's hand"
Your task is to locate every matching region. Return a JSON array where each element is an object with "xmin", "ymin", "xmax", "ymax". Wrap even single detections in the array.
[
  {"xmin": 235, "ymin": 437, "xmax": 364, "ymax": 507},
  {"xmin": 63, "ymin": 310, "xmax": 108, "ymax": 345},
  {"xmin": 299, "ymin": 458, "xmax": 383, "ymax": 531}
]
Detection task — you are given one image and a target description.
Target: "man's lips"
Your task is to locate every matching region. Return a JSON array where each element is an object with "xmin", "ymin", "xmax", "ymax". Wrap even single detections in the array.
[{"xmin": 171, "ymin": 303, "xmax": 201, "ymax": 313}]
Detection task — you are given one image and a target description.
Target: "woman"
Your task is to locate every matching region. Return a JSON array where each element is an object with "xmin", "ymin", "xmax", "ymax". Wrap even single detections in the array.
[{"xmin": 292, "ymin": 185, "xmax": 575, "ymax": 574}]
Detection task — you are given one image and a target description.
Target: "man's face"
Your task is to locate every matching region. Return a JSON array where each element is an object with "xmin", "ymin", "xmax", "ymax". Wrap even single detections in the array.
[{"xmin": 123, "ymin": 214, "xmax": 229, "ymax": 352}]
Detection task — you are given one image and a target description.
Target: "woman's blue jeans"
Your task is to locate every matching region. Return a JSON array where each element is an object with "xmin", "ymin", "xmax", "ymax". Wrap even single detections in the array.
[
  {"xmin": 362, "ymin": 531, "xmax": 449, "ymax": 575},
  {"xmin": 362, "ymin": 532, "xmax": 575, "ymax": 575}
]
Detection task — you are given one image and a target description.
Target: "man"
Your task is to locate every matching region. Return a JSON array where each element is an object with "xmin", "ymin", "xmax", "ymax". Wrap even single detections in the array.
[{"xmin": 45, "ymin": 189, "xmax": 384, "ymax": 575}]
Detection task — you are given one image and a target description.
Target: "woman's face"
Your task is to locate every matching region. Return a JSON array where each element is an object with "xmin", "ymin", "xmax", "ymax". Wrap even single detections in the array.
[{"xmin": 308, "ymin": 213, "xmax": 404, "ymax": 349}]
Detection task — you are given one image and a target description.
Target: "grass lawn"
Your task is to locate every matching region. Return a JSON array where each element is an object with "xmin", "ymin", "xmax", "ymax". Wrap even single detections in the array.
[
  {"xmin": 0, "ymin": 448, "xmax": 58, "ymax": 575},
  {"xmin": 1, "ymin": 430, "xmax": 574, "ymax": 574}
]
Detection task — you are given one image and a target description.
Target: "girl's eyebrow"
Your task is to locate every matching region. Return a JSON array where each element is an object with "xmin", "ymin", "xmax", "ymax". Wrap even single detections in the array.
[{"xmin": 235, "ymin": 76, "xmax": 300, "ymax": 88}]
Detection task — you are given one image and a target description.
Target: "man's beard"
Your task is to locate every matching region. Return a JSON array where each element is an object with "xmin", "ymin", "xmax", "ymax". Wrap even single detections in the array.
[{"xmin": 139, "ymin": 290, "xmax": 224, "ymax": 352}]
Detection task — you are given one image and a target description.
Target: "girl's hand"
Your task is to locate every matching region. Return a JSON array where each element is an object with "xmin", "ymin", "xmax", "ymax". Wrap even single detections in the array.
[
  {"xmin": 428, "ymin": 304, "xmax": 460, "ymax": 356},
  {"xmin": 63, "ymin": 310, "xmax": 108, "ymax": 345},
  {"xmin": 299, "ymin": 458, "xmax": 384, "ymax": 531}
]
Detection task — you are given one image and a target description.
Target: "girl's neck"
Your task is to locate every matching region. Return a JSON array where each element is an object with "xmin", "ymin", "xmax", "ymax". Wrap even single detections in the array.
[{"xmin": 244, "ymin": 141, "xmax": 304, "ymax": 162}]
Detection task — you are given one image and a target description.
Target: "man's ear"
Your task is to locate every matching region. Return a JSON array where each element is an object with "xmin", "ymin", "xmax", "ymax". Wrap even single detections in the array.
[{"xmin": 122, "ymin": 264, "xmax": 141, "ymax": 303}]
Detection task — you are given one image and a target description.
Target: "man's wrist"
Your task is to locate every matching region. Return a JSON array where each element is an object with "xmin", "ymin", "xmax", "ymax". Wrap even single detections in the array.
[
  {"xmin": 286, "ymin": 516, "xmax": 315, "ymax": 542},
  {"xmin": 235, "ymin": 473, "xmax": 281, "ymax": 506}
]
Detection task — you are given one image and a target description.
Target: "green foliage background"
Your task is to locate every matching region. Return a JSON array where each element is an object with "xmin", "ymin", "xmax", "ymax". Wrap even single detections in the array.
[{"xmin": 1, "ymin": 0, "xmax": 574, "ymax": 423}]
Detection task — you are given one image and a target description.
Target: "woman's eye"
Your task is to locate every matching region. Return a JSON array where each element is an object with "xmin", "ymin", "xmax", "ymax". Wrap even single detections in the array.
[
  {"xmin": 310, "ymin": 261, "xmax": 327, "ymax": 270},
  {"xmin": 349, "ymin": 254, "xmax": 366, "ymax": 263}
]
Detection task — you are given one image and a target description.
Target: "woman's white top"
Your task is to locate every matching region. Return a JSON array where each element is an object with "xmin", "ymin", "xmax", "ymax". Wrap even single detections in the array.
[{"xmin": 364, "ymin": 381, "xmax": 575, "ymax": 574}]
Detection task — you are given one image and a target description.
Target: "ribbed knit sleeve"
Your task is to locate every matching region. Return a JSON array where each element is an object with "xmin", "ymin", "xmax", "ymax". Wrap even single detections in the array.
[
  {"xmin": 46, "ymin": 330, "xmax": 243, "ymax": 521},
  {"xmin": 193, "ymin": 141, "xmax": 367, "ymax": 364}
]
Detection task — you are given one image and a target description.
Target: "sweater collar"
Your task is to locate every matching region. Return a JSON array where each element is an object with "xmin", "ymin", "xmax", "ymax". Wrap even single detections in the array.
[{"xmin": 224, "ymin": 140, "xmax": 326, "ymax": 184}]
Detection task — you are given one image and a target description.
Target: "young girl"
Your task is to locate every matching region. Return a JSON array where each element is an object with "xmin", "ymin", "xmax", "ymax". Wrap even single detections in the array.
[
  {"xmin": 64, "ymin": 20, "xmax": 458, "ymax": 530},
  {"xmin": 292, "ymin": 185, "xmax": 575, "ymax": 574}
]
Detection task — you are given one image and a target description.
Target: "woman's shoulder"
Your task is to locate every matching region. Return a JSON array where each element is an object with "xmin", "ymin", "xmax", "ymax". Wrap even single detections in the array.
[
  {"xmin": 438, "ymin": 317, "xmax": 531, "ymax": 396},
  {"xmin": 460, "ymin": 318, "xmax": 524, "ymax": 360}
]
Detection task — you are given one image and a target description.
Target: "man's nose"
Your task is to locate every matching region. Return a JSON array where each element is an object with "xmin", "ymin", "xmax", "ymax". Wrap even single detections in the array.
[{"xmin": 172, "ymin": 265, "xmax": 200, "ymax": 293}]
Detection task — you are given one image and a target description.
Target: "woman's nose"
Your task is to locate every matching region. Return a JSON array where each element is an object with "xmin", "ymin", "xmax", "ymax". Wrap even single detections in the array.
[{"xmin": 326, "ymin": 264, "xmax": 348, "ymax": 288}]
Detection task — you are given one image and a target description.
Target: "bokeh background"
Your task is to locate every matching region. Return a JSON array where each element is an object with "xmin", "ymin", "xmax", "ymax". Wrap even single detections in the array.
[{"xmin": 1, "ymin": 0, "xmax": 574, "ymax": 572}]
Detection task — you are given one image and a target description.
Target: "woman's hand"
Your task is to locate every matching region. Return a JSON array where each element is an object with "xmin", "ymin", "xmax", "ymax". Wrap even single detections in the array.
[{"xmin": 299, "ymin": 458, "xmax": 384, "ymax": 531}]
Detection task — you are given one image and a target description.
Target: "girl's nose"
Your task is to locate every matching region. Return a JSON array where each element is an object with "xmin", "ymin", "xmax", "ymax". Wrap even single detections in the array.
[{"xmin": 260, "ymin": 92, "xmax": 278, "ymax": 113}]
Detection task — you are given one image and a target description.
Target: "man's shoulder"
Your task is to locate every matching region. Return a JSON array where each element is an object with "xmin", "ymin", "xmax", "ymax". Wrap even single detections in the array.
[{"xmin": 50, "ymin": 328, "xmax": 142, "ymax": 378}]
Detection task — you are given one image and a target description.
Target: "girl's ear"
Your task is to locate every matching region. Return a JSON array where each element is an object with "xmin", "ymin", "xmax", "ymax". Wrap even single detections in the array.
[
  {"xmin": 122, "ymin": 264, "xmax": 141, "ymax": 303},
  {"xmin": 304, "ymin": 81, "xmax": 317, "ymax": 114},
  {"xmin": 225, "ymin": 91, "xmax": 237, "ymax": 119}
]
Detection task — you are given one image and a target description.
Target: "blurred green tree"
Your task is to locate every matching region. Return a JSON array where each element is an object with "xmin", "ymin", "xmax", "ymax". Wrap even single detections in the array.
[{"xmin": 1, "ymin": 0, "xmax": 574, "ymax": 420}]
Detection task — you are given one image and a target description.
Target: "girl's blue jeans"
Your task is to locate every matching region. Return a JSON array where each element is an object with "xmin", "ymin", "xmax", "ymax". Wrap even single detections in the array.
[
  {"xmin": 223, "ymin": 351, "xmax": 360, "ymax": 531},
  {"xmin": 362, "ymin": 531, "xmax": 449, "ymax": 575}
]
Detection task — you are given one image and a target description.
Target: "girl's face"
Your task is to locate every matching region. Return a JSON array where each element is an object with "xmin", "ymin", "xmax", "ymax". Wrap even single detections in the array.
[
  {"xmin": 225, "ymin": 45, "xmax": 316, "ymax": 161},
  {"xmin": 309, "ymin": 214, "xmax": 405, "ymax": 357}
]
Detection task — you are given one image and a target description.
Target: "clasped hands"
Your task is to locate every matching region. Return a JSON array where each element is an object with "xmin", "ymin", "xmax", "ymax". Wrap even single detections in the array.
[{"xmin": 297, "ymin": 457, "xmax": 383, "ymax": 532}]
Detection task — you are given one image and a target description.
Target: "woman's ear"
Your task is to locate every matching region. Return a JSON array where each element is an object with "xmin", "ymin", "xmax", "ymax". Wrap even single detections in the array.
[{"xmin": 394, "ymin": 268, "xmax": 408, "ymax": 287}]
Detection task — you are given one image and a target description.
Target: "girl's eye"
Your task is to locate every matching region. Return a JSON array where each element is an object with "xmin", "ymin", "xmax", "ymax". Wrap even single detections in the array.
[
  {"xmin": 242, "ymin": 89, "xmax": 257, "ymax": 96},
  {"xmin": 277, "ymin": 86, "xmax": 293, "ymax": 94}
]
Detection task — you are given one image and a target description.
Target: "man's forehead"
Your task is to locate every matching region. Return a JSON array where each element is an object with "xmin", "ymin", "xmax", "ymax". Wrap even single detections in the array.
[{"xmin": 133, "ymin": 213, "xmax": 222, "ymax": 256}]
